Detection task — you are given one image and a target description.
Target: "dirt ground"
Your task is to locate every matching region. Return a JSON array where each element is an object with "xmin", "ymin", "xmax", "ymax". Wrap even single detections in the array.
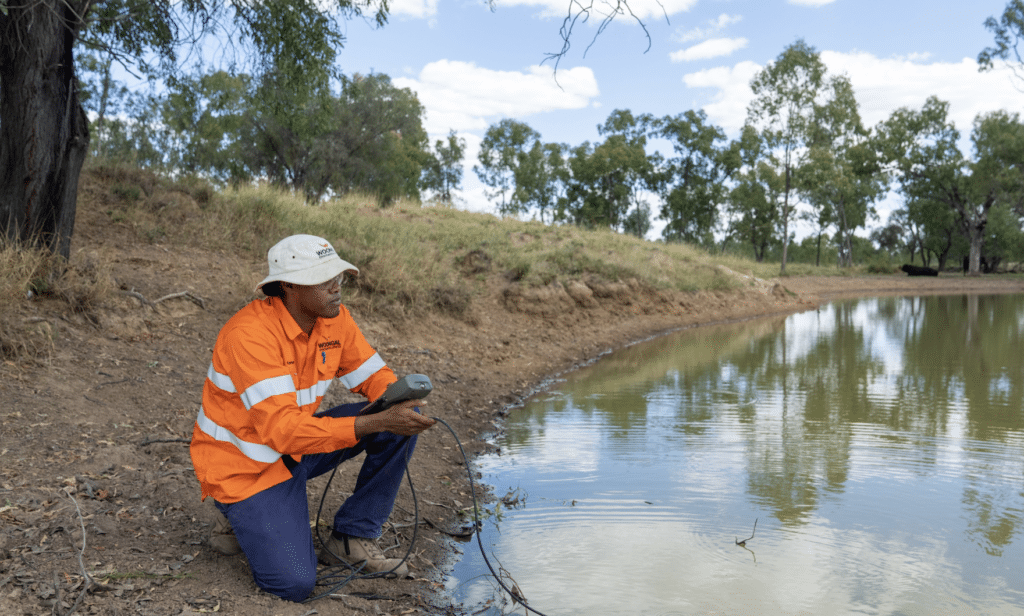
[{"xmin": 3, "ymin": 196, "xmax": 1023, "ymax": 616}]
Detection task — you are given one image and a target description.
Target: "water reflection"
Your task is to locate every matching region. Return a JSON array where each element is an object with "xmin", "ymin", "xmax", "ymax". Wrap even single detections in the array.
[{"xmin": 448, "ymin": 294, "xmax": 1024, "ymax": 616}]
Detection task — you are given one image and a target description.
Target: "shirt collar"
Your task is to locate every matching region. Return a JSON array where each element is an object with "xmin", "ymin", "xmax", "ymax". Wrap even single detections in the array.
[{"xmin": 270, "ymin": 296, "xmax": 307, "ymax": 341}]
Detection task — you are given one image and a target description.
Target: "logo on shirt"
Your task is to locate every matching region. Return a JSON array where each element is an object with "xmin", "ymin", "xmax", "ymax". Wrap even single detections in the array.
[{"xmin": 318, "ymin": 340, "xmax": 341, "ymax": 350}]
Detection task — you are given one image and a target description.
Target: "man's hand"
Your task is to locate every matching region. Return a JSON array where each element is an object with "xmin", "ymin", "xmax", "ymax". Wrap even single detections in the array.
[{"xmin": 354, "ymin": 399, "xmax": 435, "ymax": 439}]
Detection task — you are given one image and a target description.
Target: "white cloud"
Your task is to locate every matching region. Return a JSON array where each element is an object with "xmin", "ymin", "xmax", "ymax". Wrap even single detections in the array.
[
  {"xmin": 820, "ymin": 51, "xmax": 1022, "ymax": 138},
  {"xmin": 789, "ymin": 0, "xmax": 837, "ymax": 6},
  {"xmin": 682, "ymin": 52, "xmax": 1023, "ymax": 149},
  {"xmin": 676, "ymin": 13, "xmax": 743, "ymax": 43},
  {"xmin": 387, "ymin": 0, "xmax": 439, "ymax": 18},
  {"xmin": 682, "ymin": 60, "xmax": 763, "ymax": 135},
  {"xmin": 394, "ymin": 60, "xmax": 599, "ymax": 135},
  {"xmin": 494, "ymin": 0, "xmax": 697, "ymax": 20},
  {"xmin": 670, "ymin": 37, "xmax": 749, "ymax": 62}
]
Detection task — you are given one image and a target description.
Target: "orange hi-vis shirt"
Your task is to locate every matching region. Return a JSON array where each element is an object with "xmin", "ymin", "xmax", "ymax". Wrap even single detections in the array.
[{"xmin": 190, "ymin": 296, "xmax": 396, "ymax": 504}]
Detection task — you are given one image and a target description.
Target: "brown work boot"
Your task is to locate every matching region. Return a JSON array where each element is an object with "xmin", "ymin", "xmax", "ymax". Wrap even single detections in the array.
[
  {"xmin": 318, "ymin": 533, "xmax": 408, "ymax": 576},
  {"xmin": 205, "ymin": 499, "xmax": 242, "ymax": 556}
]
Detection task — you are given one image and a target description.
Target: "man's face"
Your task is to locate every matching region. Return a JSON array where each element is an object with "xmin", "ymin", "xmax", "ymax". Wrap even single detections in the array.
[{"xmin": 290, "ymin": 275, "xmax": 344, "ymax": 323}]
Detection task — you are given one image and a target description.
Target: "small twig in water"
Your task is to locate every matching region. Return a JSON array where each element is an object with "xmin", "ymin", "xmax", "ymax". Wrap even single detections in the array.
[{"xmin": 735, "ymin": 518, "xmax": 757, "ymax": 546}]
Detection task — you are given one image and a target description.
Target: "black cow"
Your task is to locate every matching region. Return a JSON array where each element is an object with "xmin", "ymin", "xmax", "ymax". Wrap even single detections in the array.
[{"xmin": 902, "ymin": 264, "xmax": 939, "ymax": 277}]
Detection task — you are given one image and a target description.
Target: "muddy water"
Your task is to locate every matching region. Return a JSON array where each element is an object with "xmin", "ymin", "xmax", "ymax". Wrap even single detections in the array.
[{"xmin": 446, "ymin": 294, "xmax": 1024, "ymax": 616}]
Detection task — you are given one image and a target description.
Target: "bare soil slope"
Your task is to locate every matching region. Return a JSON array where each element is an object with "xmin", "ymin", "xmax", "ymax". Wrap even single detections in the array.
[{"xmin": 3, "ymin": 185, "xmax": 1022, "ymax": 616}]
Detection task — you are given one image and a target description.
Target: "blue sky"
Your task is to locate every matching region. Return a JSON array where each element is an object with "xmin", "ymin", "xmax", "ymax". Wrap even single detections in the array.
[{"xmin": 328, "ymin": 0, "xmax": 1022, "ymax": 239}]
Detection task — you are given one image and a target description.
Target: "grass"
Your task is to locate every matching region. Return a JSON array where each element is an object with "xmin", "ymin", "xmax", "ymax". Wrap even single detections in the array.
[
  {"xmin": 0, "ymin": 239, "xmax": 118, "ymax": 362},
  {"xmin": 2, "ymin": 161, "xmax": 852, "ymax": 361},
  {"xmin": 202, "ymin": 182, "xmax": 811, "ymax": 309}
]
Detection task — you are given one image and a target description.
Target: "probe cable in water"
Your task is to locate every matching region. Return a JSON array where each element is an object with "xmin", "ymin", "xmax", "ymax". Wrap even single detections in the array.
[
  {"xmin": 432, "ymin": 416, "xmax": 551, "ymax": 616},
  {"xmin": 306, "ymin": 373, "xmax": 551, "ymax": 614}
]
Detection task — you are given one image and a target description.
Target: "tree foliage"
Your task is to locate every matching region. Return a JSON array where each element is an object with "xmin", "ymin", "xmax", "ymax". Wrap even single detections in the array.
[
  {"xmin": 474, "ymin": 119, "xmax": 544, "ymax": 217},
  {"xmin": 876, "ymin": 97, "xmax": 1024, "ymax": 275},
  {"xmin": 652, "ymin": 109, "xmax": 737, "ymax": 246},
  {"xmin": 801, "ymin": 75, "xmax": 885, "ymax": 266},
  {"xmin": 422, "ymin": 130, "xmax": 467, "ymax": 205},
  {"xmin": 979, "ymin": 0, "xmax": 1024, "ymax": 86},
  {"xmin": 559, "ymin": 110, "xmax": 655, "ymax": 235},
  {"xmin": 725, "ymin": 125, "xmax": 781, "ymax": 262},
  {"xmin": 0, "ymin": 0, "xmax": 390, "ymax": 256}
]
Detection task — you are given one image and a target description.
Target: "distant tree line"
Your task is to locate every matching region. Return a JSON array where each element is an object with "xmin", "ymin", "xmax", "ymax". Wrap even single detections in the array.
[
  {"xmin": 472, "ymin": 39, "xmax": 1024, "ymax": 275},
  {"xmin": 70, "ymin": 36, "xmax": 1024, "ymax": 276}
]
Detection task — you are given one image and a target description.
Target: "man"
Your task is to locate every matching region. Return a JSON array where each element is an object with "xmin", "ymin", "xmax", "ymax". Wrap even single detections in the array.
[{"xmin": 190, "ymin": 234, "xmax": 435, "ymax": 602}]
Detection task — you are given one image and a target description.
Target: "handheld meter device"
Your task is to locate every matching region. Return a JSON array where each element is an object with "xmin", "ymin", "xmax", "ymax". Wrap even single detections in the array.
[{"xmin": 358, "ymin": 374, "xmax": 433, "ymax": 415}]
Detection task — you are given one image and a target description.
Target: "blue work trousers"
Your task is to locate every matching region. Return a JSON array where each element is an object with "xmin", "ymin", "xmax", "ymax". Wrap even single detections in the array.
[{"xmin": 215, "ymin": 402, "xmax": 416, "ymax": 602}]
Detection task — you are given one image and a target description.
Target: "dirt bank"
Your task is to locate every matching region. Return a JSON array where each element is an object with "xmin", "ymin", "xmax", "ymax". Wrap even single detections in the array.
[{"xmin": 3, "ymin": 217, "xmax": 1023, "ymax": 616}]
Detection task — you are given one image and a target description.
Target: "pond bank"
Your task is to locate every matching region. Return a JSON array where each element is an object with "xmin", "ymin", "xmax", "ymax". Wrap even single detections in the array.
[{"xmin": 2, "ymin": 262, "xmax": 1022, "ymax": 616}]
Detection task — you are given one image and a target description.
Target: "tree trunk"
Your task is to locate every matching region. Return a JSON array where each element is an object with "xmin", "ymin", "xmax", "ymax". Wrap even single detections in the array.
[
  {"xmin": 935, "ymin": 228, "xmax": 954, "ymax": 272},
  {"xmin": 954, "ymin": 193, "xmax": 993, "ymax": 277},
  {"xmin": 94, "ymin": 54, "xmax": 114, "ymax": 153},
  {"xmin": 968, "ymin": 232, "xmax": 984, "ymax": 277},
  {"xmin": 0, "ymin": 2, "xmax": 90, "ymax": 259},
  {"xmin": 779, "ymin": 167, "xmax": 791, "ymax": 275}
]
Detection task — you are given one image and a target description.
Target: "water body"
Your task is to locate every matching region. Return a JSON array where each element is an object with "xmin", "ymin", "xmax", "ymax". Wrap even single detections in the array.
[{"xmin": 446, "ymin": 294, "xmax": 1024, "ymax": 616}]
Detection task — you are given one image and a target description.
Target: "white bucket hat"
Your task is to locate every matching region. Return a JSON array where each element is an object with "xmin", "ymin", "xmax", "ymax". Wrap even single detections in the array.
[{"xmin": 255, "ymin": 234, "xmax": 359, "ymax": 292}]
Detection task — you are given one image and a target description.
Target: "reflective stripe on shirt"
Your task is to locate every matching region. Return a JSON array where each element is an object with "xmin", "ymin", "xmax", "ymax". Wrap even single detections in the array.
[
  {"xmin": 297, "ymin": 379, "xmax": 333, "ymax": 407},
  {"xmin": 338, "ymin": 352, "xmax": 386, "ymax": 390},
  {"xmin": 240, "ymin": 374, "xmax": 296, "ymax": 410},
  {"xmin": 195, "ymin": 407, "xmax": 283, "ymax": 464},
  {"xmin": 206, "ymin": 363, "xmax": 236, "ymax": 393},
  {"xmin": 209, "ymin": 365, "xmax": 332, "ymax": 410}
]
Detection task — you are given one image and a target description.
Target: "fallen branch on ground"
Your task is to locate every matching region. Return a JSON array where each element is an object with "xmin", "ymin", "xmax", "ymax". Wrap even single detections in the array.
[
  {"xmin": 122, "ymin": 288, "xmax": 207, "ymax": 310},
  {"xmin": 61, "ymin": 488, "xmax": 93, "ymax": 616}
]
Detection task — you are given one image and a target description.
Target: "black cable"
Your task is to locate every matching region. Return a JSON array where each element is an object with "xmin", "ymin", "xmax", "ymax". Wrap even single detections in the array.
[
  {"xmin": 303, "ymin": 437, "xmax": 418, "ymax": 603},
  {"xmin": 431, "ymin": 416, "xmax": 551, "ymax": 616},
  {"xmin": 305, "ymin": 416, "xmax": 551, "ymax": 616}
]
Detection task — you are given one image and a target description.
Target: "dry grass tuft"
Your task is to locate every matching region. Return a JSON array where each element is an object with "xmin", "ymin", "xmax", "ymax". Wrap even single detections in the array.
[{"xmin": 0, "ymin": 241, "xmax": 117, "ymax": 362}]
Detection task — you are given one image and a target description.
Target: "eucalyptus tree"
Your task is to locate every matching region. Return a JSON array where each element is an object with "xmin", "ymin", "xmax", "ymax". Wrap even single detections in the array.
[
  {"xmin": 159, "ymin": 69, "xmax": 430, "ymax": 203},
  {"xmin": 474, "ymin": 119, "xmax": 544, "ymax": 217},
  {"xmin": 869, "ymin": 221, "xmax": 905, "ymax": 259},
  {"xmin": 423, "ymin": 130, "xmax": 467, "ymax": 205},
  {"xmin": 746, "ymin": 40, "xmax": 830, "ymax": 274},
  {"xmin": 907, "ymin": 195, "xmax": 959, "ymax": 269},
  {"xmin": 1, "ymin": 0, "xmax": 390, "ymax": 258},
  {"xmin": 652, "ymin": 110, "xmax": 736, "ymax": 246},
  {"xmin": 801, "ymin": 75, "xmax": 885, "ymax": 267},
  {"xmin": 877, "ymin": 97, "xmax": 1024, "ymax": 275},
  {"xmin": 985, "ymin": 201, "xmax": 1024, "ymax": 269},
  {"xmin": 559, "ymin": 110, "xmax": 656, "ymax": 235},
  {"xmin": 724, "ymin": 125, "xmax": 781, "ymax": 262},
  {"xmin": 307, "ymin": 72, "xmax": 430, "ymax": 204},
  {"xmin": 522, "ymin": 141, "xmax": 570, "ymax": 224}
]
